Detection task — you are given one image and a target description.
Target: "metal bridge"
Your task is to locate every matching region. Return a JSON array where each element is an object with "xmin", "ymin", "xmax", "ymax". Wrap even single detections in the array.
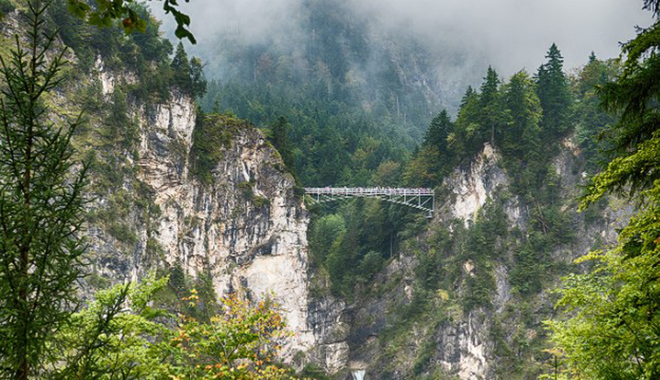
[{"xmin": 304, "ymin": 187, "xmax": 435, "ymax": 217}]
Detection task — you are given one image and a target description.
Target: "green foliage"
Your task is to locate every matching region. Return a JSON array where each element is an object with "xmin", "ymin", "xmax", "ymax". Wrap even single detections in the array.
[
  {"xmin": 308, "ymin": 199, "xmax": 409, "ymax": 297},
  {"xmin": 308, "ymin": 214, "xmax": 346, "ymax": 262},
  {"xmin": 65, "ymin": 0, "xmax": 196, "ymax": 43},
  {"xmin": 51, "ymin": 274, "xmax": 294, "ymax": 379},
  {"xmin": 269, "ymin": 117, "xmax": 295, "ymax": 173},
  {"xmin": 403, "ymin": 110, "xmax": 454, "ymax": 187},
  {"xmin": 548, "ymin": 4, "xmax": 660, "ymax": 378},
  {"xmin": 0, "ymin": 0, "xmax": 14, "ymax": 17},
  {"xmin": 0, "ymin": 4, "xmax": 89, "ymax": 377},
  {"xmin": 479, "ymin": 66, "xmax": 505, "ymax": 145},
  {"xmin": 53, "ymin": 274, "xmax": 172, "ymax": 379},
  {"xmin": 171, "ymin": 42, "xmax": 207, "ymax": 97},
  {"xmin": 105, "ymin": 88, "xmax": 138, "ymax": 149},
  {"xmin": 191, "ymin": 112, "xmax": 243, "ymax": 184},
  {"xmin": 501, "ymin": 70, "xmax": 542, "ymax": 159},
  {"xmin": 574, "ymin": 55, "xmax": 618, "ymax": 171},
  {"xmin": 536, "ymin": 43, "xmax": 573, "ymax": 138}
]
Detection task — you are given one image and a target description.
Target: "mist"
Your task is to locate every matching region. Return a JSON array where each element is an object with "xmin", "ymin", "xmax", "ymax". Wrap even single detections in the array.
[{"xmin": 152, "ymin": 0, "xmax": 652, "ymax": 78}]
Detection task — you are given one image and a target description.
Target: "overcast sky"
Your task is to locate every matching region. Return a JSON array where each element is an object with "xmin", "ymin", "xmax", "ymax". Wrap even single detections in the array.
[{"xmin": 152, "ymin": 0, "xmax": 652, "ymax": 77}]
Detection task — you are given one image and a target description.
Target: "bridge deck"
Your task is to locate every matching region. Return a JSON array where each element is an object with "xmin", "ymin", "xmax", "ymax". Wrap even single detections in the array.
[
  {"xmin": 304, "ymin": 187, "xmax": 435, "ymax": 217},
  {"xmin": 304, "ymin": 187, "xmax": 434, "ymax": 196}
]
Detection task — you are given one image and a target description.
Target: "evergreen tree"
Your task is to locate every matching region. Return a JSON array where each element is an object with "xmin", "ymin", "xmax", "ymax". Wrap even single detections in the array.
[
  {"xmin": 269, "ymin": 116, "xmax": 295, "ymax": 173},
  {"xmin": 0, "ymin": 2, "xmax": 88, "ymax": 378},
  {"xmin": 502, "ymin": 71, "xmax": 542, "ymax": 158},
  {"xmin": 536, "ymin": 43, "xmax": 572, "ymax": 137},
  {"xmin": 460, "ymin": 86, "xmax": 475, "ymax": 109},
  {"xmin": 170, "ymin": 42, "xmax": 192, "ymax": 93},
  {"xmin": 574, "ymin": 54, "xmax": 617, "ymax": 169},
  {"xmin": 454, "ymin": 84, "xmax": 481, "ymax": 155},
  {"xmin": 479, "ymin": 66, "xmax": 504, "ymax": 145},
  {"xmin": 548, "ymin": 3, "xmax": 660, "ymax": 377},
  {"xmin": 424, "ymin": 109, "xmax": 452, "ymax": 153},
  {"xmin": 415, "ymin": 109, "xmax": 455, "ymax": 181},
  {"xmin": 189, "ymin": 56, "xmax": 207, "ymax": 97}
]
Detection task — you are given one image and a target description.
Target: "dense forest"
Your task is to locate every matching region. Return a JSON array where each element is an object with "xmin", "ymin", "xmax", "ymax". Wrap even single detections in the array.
[
  {"xmin": 0, "ymin": 0, "xmax": 659, "ymax": 378},
  {"xmin": 199, "ymin": 0, "xmax": 450, "ymax": 186}
]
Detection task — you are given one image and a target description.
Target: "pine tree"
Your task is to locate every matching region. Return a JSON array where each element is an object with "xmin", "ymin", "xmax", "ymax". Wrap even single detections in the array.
[
  {"xmin": 189, "ymin": 56, "xmax": 207, "ymax": 97},
  {"xmin": 536, "ymin": 43, "xmax": 572, "ymax": 137},
  {"xmin": 574, "ymin": 54, "xmax": 617, "ymax": 169},
  {"xmin": 479, "ymin": 66, "xmax": 503, "ymax": 145},
  {"xmin": 0, "ymin": 2, "xmax": 88, "ymax": 378},
  {"xmin": 454, "ymin": 85, "xmax": 481, "ymax": 155},
  {"xmin": 423, "ymin": 109, "xmax": 452, "ymax": 152},
  {"xmin": 270, "ymin": 116, "xmax": 295, "ymax": 173},
  {"xmin": 503, "ymin": 70, "xmax": 542, "ymax": 158},
  {"xmin": 170, "ymin": 42, "xmax": 192, "ymax": 94},
  {"xmin": 460, "ymin": 86, "xmax": 475, "ymax": 109}
]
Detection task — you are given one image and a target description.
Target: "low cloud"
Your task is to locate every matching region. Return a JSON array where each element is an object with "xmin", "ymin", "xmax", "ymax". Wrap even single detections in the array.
[{"xmin": 152, "ymin": 0, "xmax": 653, "ymax": 87}]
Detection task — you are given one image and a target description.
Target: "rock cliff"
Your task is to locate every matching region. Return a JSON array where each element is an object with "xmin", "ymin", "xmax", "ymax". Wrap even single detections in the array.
[
  {"xmin": 80, "ymin": 65, "xmax": 349, "ymax": 370},
  {"xmin": 338, "ymin": 140, "xmax": 631, "ymax": 379}
]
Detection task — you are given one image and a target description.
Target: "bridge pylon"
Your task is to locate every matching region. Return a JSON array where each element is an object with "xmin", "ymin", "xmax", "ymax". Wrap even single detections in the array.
[{"xmin": 304, "ymin": 187, "xmax": 435, "ymax": 218}]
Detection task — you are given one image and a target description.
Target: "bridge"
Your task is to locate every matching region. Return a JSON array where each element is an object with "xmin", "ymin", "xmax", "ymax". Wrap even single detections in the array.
[{"xmin": 304, "ymin": 187, "xmax": 435, "ymax": 217}]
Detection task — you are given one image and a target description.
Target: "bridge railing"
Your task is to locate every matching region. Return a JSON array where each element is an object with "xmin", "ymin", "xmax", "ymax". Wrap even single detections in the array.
[{"xmin": 304, "ymin": 187, "xmax": 434, "ymax": 196}]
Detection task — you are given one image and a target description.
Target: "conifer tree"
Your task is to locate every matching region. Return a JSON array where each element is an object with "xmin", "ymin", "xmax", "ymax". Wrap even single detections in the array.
[
  {"xmin": 503, "ymin": 71, "xmax": 542, "ymax": 158},
  {"xmin": 536, "ymin": 43, "xmax": 572, "ymax": 137},
  {"xmin": 548, "ymin": 3, "xmax": 660, "ymax": 377},
  {"xmin": 423, "ymin": 109, "xmax": 452, "ymax": 153},
  {"xmin": 189, "ymin": 56, "xmax": 207, "ymax": 97},
  {"xmin": 479, "ymin": 66, "xmax": 504, "ymax": 145},
  {"xmin": 170, "ymin": 42, "xmax": 192, "ymax": 93},
  {"xmin": 454, "ymin": 85, "xmax": 481, "ymax": 155},
  {"xmin": 270, "ymin": 116, "xmax": 295, "ymax": 172},
  {"xmin": 0, "ymin": 2, "xmax": 88, "ymax": 378},
  {"xmin": 170, "ymin": 43, "xmax": 206, "ymax": 98},
  {"xmin": 460, "ymin": 86, "xmax": 475, "ymax": 109}
]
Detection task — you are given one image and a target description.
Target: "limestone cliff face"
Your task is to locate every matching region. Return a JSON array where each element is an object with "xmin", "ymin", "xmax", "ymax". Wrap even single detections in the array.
[
  {"xmin": 83, "ymin": 67, "xmax": 348, "ymax": 369},
  {"xmin": 341, "ymin": 140, "xmax": 631, "ymax": 379}
]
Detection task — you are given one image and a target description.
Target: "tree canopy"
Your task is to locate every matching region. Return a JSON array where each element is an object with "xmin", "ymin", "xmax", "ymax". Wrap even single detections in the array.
[{"xmin": 547, "ymin": 2, "xmax": 660, "ymax": 378}]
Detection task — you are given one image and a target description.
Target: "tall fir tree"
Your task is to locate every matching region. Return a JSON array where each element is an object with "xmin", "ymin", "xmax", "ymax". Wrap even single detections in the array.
[
  {"xmin": 270, "ymin": 116, "xmax": 295, "ymax": 173},
  {"xmin": 479, "ymin": 66, "xmax": 504, "ymax": 145},
  {"xmin": 454, "ymin": 84, "xmax": 481, "ymax": 155},
  {"xmin": 170, "ymin": 42, "xmax": 192, "ymax": 94},
  {"xmin": 460, "ymin": 86, "xmax": 475, "ymax": 109},
  {"xmin": 502, "ymin": 70, "xmax": 542, "ymax": 159},
  {"xmin": 423, "ymin": 109, "xmax": 452, "ymax": 153},
  {"xmin": 0, "ymin": 2, "xmax": 88, "ymax": 378},
  {"xmin": 189, "ymin": 56, "xmax": 207, "ymax": 97},
  {"xmin": 574, "ymin": 54, "xmax": 617, "ymax": 169},
  {"xmin": 536, "ymin": 43, "xmax": 572, "ymax": 138}
]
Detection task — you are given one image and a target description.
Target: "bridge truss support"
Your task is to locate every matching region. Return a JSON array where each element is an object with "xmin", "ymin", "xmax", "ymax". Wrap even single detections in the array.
[{"xmin": 304, "ymin": 187, "xmax": 435, "ymax": 218}]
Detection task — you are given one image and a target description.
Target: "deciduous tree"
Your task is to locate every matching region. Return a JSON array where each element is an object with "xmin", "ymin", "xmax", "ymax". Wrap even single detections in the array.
[{"xmin": 547, "ymin": 3, "xmax": 660, "ymax": 378}]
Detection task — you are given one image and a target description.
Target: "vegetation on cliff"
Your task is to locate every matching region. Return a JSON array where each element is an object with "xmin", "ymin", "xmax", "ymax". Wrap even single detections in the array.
[
  {"xmin": 547, "ymin": 0, "xmax": 660, "ymax": 377},
  {"xmin": 0, "ymin": 1, "xmax": 297, "ymax": 378}
]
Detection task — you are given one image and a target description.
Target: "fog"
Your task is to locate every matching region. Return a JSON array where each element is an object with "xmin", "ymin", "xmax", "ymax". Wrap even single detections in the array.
[
  {"xmin": 152, "ymin": 0, "xmax": 652, "ymax": 77},
  {"xmin": 349, "ymin": 0, "xmax": 652, "ymax": 75}
]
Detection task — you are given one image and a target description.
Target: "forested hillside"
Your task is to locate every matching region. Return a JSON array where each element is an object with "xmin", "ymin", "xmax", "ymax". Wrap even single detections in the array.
[
  {"xmin": 0, "ymin": 1, "xmax": 318, "ymax": 378},
  {"xmin": 1, "ymin": 0, "xmax": 658, "ymax": 378},
  {"xmin": 318, "ymin": 46, "xmax": 625, "ymax": 378},
  {"xmin": 197, "ymin": 0, "xmax": 459, "ymax": 186}
]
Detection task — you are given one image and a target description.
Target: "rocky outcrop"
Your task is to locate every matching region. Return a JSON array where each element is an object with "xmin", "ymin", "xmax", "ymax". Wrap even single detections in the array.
[
  {"xmin": 439, "ymin": 142, "xmax": 507, "ymax": 223},
  {"xmin": 83, "ymin": 66, "xmax": 349, "ymax": 370},
  {"xmin": 340, "ymin": 141, "xmax": 630, "ymax": 379}
]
